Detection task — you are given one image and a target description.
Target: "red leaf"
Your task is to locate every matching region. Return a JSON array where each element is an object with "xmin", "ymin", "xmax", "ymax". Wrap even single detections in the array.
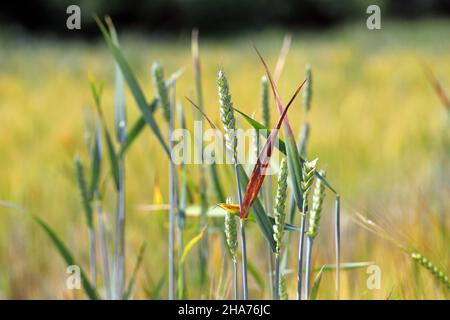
[
  {"xmin": 239, "ymin": 75, "xmax": 306, "ymax": 219},
  {"xmin": 424, "ymin": 65, "xmax": 450, "ymax": 111}
]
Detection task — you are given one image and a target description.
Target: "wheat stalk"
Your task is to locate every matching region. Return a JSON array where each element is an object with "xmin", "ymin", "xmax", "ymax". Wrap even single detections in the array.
[
  {"xmin": 224, "ymin": 197, "xmax": 239, "ymax": 299},
  {"xmin": 297, "ymin": 158, "xmax": 317, "ymax": 299},
  {"xmin": 304, "ymin": 169, "xmax": 326, "ymax": 299},
  {"xmin": 273, "ymin": 158, "xmax": 288, "ymax": 299},
  {"xmin": 217, "ymin": 69, "xmax": 248, "ymax": 299}
]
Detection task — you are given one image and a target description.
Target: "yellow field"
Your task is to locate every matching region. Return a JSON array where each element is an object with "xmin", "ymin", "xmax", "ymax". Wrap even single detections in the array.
[{"xmin": 0, "ymin": 19, "xmax": 449, "ymax": 299}]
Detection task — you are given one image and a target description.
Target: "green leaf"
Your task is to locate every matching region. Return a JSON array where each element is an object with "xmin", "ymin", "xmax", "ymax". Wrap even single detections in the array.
[
  {"xmin": 74, "ymin": 156, "xmax": 93, "ymax": 228},
  {"xmin": 123, "ymin": 242, "xmax": 146, "ymax": 300},
  {"xmin": 0, "ymin": 201, "xmax": 100, "ymax": 300},
  {"xmin": 118, "ymin": 99, "xmax": 158, "ymax": 157},
  {"xmin": 234, "ymin": 107, "xmax": 286, "ymax": 154},
  {"xmin": 106, "ymin": 17, "xmax": 127, "ymax": 144},
  {"xmin": 89, "ymin": 123, "xmax": 102, "ymax": 199},
  {"xmin": 310, "ymin": 265, "xmax": 326, "ymax": 300},
  {"xmin": 180, "ymin": 225, "xmax": 208, "ymax": 264},
  {"xmin": 88, "ymin": 77, "xmax": 120, "ymax": 191},
  {"xmin": 104, "ymin": 124, "xmax": 120, "ymax": 191},
  {"xmin": 96, "ymin": 17, "xmax": 170, "ymax": 157},
  {"xmin": 144, "ymin": 271, "xmax": 166, "ymax": 299},
  {"xmin": 313, "ymin": 261, "xmax": 374, "ymax": 272}
]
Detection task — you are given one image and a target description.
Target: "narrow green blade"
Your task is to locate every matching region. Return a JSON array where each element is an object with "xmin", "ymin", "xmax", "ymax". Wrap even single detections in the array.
[
  {"xmin": 96, "ymin": 17, "xmax": 170, "ymax": 157},
  {"xmin": 310, "ymin": 265, "xmax": 326, "ymax": 300},
  {"xmin": 0, "ymin": 201, "xmax": 100, "ymax": 300}
]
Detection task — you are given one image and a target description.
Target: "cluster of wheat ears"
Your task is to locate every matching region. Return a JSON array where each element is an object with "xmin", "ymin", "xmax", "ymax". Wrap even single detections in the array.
[{"xmin": 1, "ymin": 17, "xmax": 448, "ymax": 300}]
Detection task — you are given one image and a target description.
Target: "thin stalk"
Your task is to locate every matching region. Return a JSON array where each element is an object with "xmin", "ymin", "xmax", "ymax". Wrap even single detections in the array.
[
  {"xmin": 266, "ymin": 235, "xmax": 274, "ymax": 299},
  {"xmin": 95, "ymin": 191, "xmax": 111, "ymax": 299},
  {"xmin": 239, "ymin": 218, "xmax": 248, "ymax": 300},
  {"xmin": 335, "ymin": 195, "xmax": 341, "ymax": 299},
  {"xmin": 304, "ymin": 236, "xmax": 313, "ymax": 299},
  {"xmin": 114, "ymin": 156, "xmax": 125, "ymax": 299},
  {"xmin": 168, "ymin": 83, "xmax": 176, "ymax": 300},
  {"xmin": 263, "ymin": 178, "xmax": 274, "ymax": 298},
  {"xmin": 258, "ymin": 131, "xmax": 274, "ymax": 299},
  {"xmin": 192, "ymin": 28, "xmax": 209, "ymax": 286},
  {"xmin": 176, "ymin": 226, "xmax": 185, "ymax": 299},
  {"xmin": 297, "ymin": 201, "xmax": 307, "ymax": 300},
  {"xmin": 234, "ymin": 161, "xmax": 247, "ymax": 300},
  {"xmin": 274, "ymin": 253, "xmax": 280, "ymax": 300},
  {"xmin": 176, "ymin": 104, "xmax": 186, "ymax": 299},
  {"xmin": 232, "ymin": 259, "xmax": 238, "ymax": 300},
  {"xmin": 88, "ymin": 226, "xmax": 96, "ymax": 288}
]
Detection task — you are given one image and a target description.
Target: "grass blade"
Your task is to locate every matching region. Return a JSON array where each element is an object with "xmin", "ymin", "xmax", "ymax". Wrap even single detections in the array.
[
  {"xmin": 180, "ymin": 225, "xmax": 208, "ymax": 265},
  {"xmin": 123, "ymin": 242, "xmax": 146, "ymax": 300},
  {"xmin": 89, "ymin": 123, "xmax": 102, "ymax": 199},
  {"xmin": 74, "ymin": 156, "xmax": 93, "ymax": 228},
  {"xmin": 0, "ymin": 201, "xmax": 100, "ymax": 300},
  {"xmin": 106, "ymin": 17, "xmax": 127, "ymax": 144},
  {"xmin": 118, "ymin": 99, "xmax": 158, "ymax": 157},
  {"xmin": 309, "ymin": 265, "xmax": 326, "ymax": 300},
  {"xmin": 95, "ymin": 17, "xmax": 170, "ymax": 157},
  {"xmin": 88, "ymin": 77, "xmax": 120, "ymax": 191}
]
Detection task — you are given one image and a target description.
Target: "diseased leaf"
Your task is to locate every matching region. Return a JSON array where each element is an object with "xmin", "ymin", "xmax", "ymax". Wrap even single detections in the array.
[
  {"xmin": 424, "ymin": 65, "xmax": 450, "ymax": 110},
  {"xmin": 254, "ymin": 46, "xmax": 305, "ymax": 212},
  {"xmin": 183, "ymin": 97, "xmax": 277, "ymax": 251},
  {"xmin": 239, "ymin": 78, "xmax": 306, "ymax": 219}
]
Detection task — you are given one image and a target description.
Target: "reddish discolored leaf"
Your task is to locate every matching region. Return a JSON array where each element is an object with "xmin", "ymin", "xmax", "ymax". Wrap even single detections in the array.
[{"xmin": 239, "ymin": 78, "xmax": 306, "ymax": 219}]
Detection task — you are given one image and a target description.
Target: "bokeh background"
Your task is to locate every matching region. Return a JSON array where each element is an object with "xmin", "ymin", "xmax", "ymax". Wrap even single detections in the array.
[{"xmin": 0, "ymin": 1, "xmax": 449, "ymax": 299}]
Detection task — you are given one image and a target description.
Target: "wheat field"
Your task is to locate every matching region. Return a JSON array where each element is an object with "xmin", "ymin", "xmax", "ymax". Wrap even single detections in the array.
[{"xmin": 0, "ymin": 19, "xmax": 448, "ymax": 299}]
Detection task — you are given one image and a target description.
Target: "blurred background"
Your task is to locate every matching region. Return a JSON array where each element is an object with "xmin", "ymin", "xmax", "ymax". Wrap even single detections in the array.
[
  {"xmin": 1, "ymin": 0, "xmax": 450, "ymax": 35},
  {"xmin": 0, "ymin": 1, "xmax": 448, "ymax": 299}
]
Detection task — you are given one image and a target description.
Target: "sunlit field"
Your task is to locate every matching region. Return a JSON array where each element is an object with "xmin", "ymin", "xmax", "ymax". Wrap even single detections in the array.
[{"xmin": 0, "ymin": 19, "xmax": 449, "ymax": 299}]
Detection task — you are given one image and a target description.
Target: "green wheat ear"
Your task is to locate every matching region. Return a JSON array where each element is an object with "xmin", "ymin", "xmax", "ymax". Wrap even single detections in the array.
[
  {"xmin": 307, "ymin": 169, "xmax": 326, "ymax": 239},
  {"xmin": 261, "ymin": 75, "xmax": 270, "ymax": 127},
  {"xmin": 217, "ymin": 69, "xmax": 237, "ymax": 155},
  {"xmin": 411, "ymin": 252, "xmax": 450, "ymax": 289},
  {"xmin": 151, "ymin": 61, "xmax": 171, "ymax": 122},
  {"xmin": 224, "ymin": 198, "xmax": 238, "ymax": 261},
  {"xmin": 273, "ymin": 158, "xmax": 288, "ymax": 253},
  {"xmin": 301, "ymin": 158, "xmax": 318, "ymax": 213},
  {"xmin": 279, "ymin": 274, "xmax": 288, "ymax": 300},
  {"xmin": 303, "ymin": 64, "xmax": 312, "ymax": 112}
]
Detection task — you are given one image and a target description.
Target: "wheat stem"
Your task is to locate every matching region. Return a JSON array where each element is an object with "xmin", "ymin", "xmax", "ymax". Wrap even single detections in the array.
[{"xmin": 95, "ymin": 192, "xmax": 112, "ymax": 299}]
